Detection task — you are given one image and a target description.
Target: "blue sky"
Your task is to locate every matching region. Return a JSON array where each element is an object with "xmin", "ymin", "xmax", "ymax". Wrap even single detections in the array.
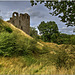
[{"xmin": 0, "ymin": 1, "xmax": 75, "ymax": 35}]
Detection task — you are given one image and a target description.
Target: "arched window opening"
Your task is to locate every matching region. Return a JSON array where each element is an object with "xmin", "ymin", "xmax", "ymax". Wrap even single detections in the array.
[
  {"xmin": 13, "ymin": 12, "xmax": 18, "ymax": 17},
  {"xmin": 14, "ymin": 14, "xmax": 17, "ymax": 17}
]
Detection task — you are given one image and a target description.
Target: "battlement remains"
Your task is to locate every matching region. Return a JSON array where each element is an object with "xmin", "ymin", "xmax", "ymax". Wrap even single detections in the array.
[{"xmin": 7, "ymin": 12, "xmax": 30, "ymax": 34}]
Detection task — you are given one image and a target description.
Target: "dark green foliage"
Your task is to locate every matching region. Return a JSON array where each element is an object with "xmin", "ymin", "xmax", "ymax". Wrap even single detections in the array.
[
  {"xmin": 56, "ymin": 33, "xmax": 71, "ymax": 44},
  {"xmin": 0, "ymin": 31, "xmax": 41, "ymax": 57},
  {"xmin": 56, "ymin": 33, "xmax": 75, "ymax": 45},
  {"xmin": 38, "ymin": 21, "xmax": 75, "ymax": 45},
  {"xmin": 38, "ymin": 21, "xmax": 59, "ymax": 42},
  {"xmin": 17, "ymin": 38, "xmax": 39, "ymax": 55},
  {"xmin": 0, "ymin": 32, "xmax": 16, "ymax": 56},
  {"xmin": 0, "ymin": 19, "xmax": 12, "ymax": 33},
  {"xmin": 30, "ymin": 1, "xmax": 75, "ymax": 44},
  {"xmin": 0, "ymin": 19, "xmax": 43, "ymax": 57},
  {"xmin": 30, "ymin": 0, "xmax": 75, "ymax": 27},
  {"xmin": 0, "ymin": 19, "xmax": 42, "ymax": 56},
  {"xmin": 5, "ymin": 27, "xmax": 13, "ymax": 33}
]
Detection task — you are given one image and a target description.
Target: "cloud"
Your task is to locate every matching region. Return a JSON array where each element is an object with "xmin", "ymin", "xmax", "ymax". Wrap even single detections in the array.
[
  {"xmin": 60, "ymin": 27, "xmax": 75, "ymax": 34},
  {"xmin": 0, "ymin": 1, "xmax": 75, "ymax": 35}
]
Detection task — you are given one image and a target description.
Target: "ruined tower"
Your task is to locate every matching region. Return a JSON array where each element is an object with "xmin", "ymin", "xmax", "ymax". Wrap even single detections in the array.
[{"xmin": 8, "ymin": 12, "xmax": 30, "ymax": 34}]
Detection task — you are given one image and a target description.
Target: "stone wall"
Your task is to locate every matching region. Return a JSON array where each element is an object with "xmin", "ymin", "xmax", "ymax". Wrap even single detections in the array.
[{"xmin": 7, "ymin": 12, "xmax": 30, "ymax": 34}]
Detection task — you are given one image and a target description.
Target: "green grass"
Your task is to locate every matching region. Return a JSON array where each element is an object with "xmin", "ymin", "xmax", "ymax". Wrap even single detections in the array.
[
  {"xmin": 0, "ymin": 19, "xmax": 43, "ymax": 57},
  {"xmin": 0, "ymin": 19, "xmax": 75, "ymax": 74}
]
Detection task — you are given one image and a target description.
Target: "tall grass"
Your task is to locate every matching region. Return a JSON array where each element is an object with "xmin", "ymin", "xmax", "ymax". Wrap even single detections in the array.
[
  {"xmin": 0, "ymin": 31, "xmax": 41, "ymax": 56},
  {"xmin": 0, "ymin": 19, "xmax": 75, "ymax": 74},
  {"xmin": 0, "ymin": 57, "xmax": 75, "ymax": 74}
]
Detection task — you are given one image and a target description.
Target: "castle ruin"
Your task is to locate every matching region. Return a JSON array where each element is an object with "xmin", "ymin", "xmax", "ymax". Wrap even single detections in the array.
[{"xmin": 7, "ymin": 12, "xmax": 30, "ymax": 34}]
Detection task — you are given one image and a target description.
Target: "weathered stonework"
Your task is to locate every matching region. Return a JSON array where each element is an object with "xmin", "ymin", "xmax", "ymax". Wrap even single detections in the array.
[{"xmin": 7, "ymin": 12, "xmax": 30, "ymax": 34}]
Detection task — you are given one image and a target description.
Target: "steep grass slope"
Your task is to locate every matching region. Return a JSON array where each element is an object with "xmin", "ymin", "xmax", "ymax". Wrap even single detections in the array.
[
  {"xmin": 0, "ymin": 19, "xmax": 45, "ymax": 56},
  {"xmin": 0, "ymin": 19, "xmax": 75, "ymax": 74}
]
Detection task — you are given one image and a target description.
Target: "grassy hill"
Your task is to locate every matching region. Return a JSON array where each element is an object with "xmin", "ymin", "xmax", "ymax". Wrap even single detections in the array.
[{"xmin": 0, "ymin": 19, "xmax": 75, "ymax": 74}]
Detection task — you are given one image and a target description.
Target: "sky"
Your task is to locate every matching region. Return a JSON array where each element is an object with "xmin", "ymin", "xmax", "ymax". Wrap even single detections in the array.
[{"xmin": 0, "ymin": 1, "xmax": 75, "ymax": 35}]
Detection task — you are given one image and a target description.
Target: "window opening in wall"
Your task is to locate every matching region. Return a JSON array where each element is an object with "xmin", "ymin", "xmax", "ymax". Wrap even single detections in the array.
[
  {"xmin": 19, "ymin": 20, "xmax": 21, "ymax": 26},
  {"xmin": 14, "ymin": 14, "xmax": 17, "ymax": 17},
  {"xmin": 27, "ymin": 16, "xmax": 29, "ymax": 19}
]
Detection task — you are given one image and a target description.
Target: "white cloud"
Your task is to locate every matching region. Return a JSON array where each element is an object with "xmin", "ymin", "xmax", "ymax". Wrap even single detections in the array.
[
  {"xmin": 0, "ymin": 1, "xmax": 75, "ymax": 35},
  {"xmin": 60, "ymin": 26, "xmax": 75, "ymax": 34}
]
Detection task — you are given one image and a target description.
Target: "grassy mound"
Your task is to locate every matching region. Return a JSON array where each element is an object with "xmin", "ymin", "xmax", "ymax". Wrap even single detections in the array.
[
  {"xmin": 0, "ymin": 19, "xmax": 47, "ymax": 57},
  {"xmin": 0, "ymin": 19, "xmax": 75, "ymax": 74}
]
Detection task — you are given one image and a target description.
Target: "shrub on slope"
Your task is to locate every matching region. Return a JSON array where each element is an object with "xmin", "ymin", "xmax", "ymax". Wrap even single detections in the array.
[{"xmin": 0, "ymin": 19, "xmax": 43, "ymax": 56}]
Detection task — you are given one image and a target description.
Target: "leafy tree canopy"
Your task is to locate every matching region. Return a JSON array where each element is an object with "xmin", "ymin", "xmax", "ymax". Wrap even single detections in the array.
[
  {"xmin": 38, "ymin": 21, "xmax": 59, "ymax": 41},
  {"xmin": 30, "ymin": 0, "xmax": 75, "ymax": 27}
]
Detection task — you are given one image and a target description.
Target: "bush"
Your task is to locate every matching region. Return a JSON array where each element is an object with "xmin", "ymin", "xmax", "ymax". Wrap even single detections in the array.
[
  {"xmin": 0, "ymin": 31, "xmax": 40, "ymax": 56},
  {"xmin": 5, "ymin": 27, "xmax": 13, "ymax": 33},
  {"xmin": 0, "ymin": 20, "xmax": 12, "ymax": 33},
  {"xmin": 0, "ymin": 32, "xmax": 16, "ymax": 56}
]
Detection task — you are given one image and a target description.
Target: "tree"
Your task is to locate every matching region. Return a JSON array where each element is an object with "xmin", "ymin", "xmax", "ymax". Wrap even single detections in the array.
[
  {"xmin": 30, "ymin": 0, "xmax": 75, "ymax": 27},
  {"xmin": 38, "ymin": 21, "xmax": 59, "ymax": 42}
]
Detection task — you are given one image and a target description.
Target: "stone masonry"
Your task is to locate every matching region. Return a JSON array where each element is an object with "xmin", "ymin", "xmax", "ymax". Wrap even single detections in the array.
[{"xmin": 7, "ymin": 12, "xmax": 30, "ymax": 34}]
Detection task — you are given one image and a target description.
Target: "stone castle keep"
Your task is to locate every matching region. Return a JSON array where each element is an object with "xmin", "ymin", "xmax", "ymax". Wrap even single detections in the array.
[{"xmin": 8, "ymin": 12, "xmax": 30, "ymax": 34}]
